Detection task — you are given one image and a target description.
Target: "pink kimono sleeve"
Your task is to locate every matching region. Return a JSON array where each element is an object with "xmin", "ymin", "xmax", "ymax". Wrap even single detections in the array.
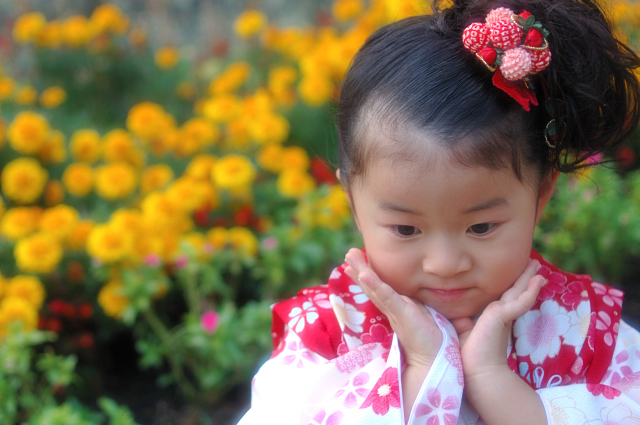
[{"xmin": 237, "ymin": 306, "xmax": 464, "ymax": 425}]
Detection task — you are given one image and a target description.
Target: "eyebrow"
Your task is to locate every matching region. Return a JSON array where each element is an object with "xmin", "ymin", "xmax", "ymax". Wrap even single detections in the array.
[
  {"xmin": 463, "ymin": 197, "xmax": 509, "ymax": 214},
  {"xmin": 379, "ymin": 202, "xmax": 421, "ymax": 215}
]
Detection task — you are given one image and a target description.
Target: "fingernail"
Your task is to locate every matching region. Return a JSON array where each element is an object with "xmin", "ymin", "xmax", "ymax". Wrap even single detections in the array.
[
  {"xmin": 536, "ymin": 261, "xmax": 542, "ymax": 272},
  {"xmin": 541, "ymin": 277, "xmax": 548, "ymax": 287}
]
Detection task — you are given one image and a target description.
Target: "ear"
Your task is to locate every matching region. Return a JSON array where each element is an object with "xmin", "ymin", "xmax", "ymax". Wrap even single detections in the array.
[
  {"xmin": 535, "ymin": 170, "xmax": 559, "ymax": 224},
  {"xmin": 336, "ymin": 169, "xmax": 361, "ymax": 232}
]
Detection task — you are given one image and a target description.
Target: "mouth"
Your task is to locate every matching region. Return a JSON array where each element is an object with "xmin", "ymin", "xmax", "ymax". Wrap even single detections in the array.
[{"xmin": 426, "ymin": 288, "xmax": 470, "ymax": 301}]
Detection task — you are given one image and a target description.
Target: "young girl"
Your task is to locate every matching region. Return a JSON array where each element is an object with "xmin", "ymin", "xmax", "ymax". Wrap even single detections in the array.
[{"xmin": 238, "ymin": 0, "xmax": 640, "ymax": 423}]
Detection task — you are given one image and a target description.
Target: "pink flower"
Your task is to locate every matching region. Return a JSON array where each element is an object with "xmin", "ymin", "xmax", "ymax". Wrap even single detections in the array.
[
  {"xmin": 415, "ymin": 388, "xmax": 459, "ymax": 425},
  {"xmin": 175, "ymin": 255, "xmax": 188, "ymax": 269},
  {"xmin": 360, "ymin": 367, "xmax": 400, "ymax": 415},
  {"xmin": 144, "ymin": 253, "xmax": 161, "ymax": 267},
  {"xmin": 200, "ymin": 310, "xmax": 220, "ymax": 334},
  {"xmin": 587, "ymin": 383, "xmax": 621, "ymax": 400},
  {"xmin": 361, "ymin": 324, "xmax": 393, "ymax": 349},
  {"xmin": 261, "ymin": 236, "xmax": 279, "ymax": 250}
]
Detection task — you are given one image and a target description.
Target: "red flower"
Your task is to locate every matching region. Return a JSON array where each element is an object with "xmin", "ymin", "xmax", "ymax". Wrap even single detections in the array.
[
  {"xmin": 311, "ymin": 158, "xmax": 337, "ymax": 185},
  {"xmin": 360, "ymin": 367, "xmax": 400, "ymax": 415},
  {"xmin": 587, "ymin": 383, "xmax": 621, "ymax": 399},
  {"xmin": 233, "ymin": 205, "xmax": 254, "ymax": 226}
]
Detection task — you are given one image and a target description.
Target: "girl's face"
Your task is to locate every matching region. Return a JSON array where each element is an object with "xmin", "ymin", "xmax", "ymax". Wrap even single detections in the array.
[{"xmin": 345, "ymin": 136, "xmax": 555, "ymax": 320}]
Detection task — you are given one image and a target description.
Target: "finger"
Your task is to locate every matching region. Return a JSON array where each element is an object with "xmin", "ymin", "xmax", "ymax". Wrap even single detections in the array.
[
  {"xmin": 500, "ymin": 259, "xmax": 541, "ymax": 303},
  {"xmin": 500, "ymin": 275, "xmax": 546, "ymax": 321}
]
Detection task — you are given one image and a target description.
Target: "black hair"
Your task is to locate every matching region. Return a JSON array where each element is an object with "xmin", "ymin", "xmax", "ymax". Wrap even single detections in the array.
[{"xmin": 337, "ymin": 0, "xmax": 640, "ymax": 188}]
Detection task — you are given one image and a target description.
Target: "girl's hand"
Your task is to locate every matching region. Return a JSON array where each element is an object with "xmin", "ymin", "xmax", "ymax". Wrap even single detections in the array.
[
  {"xmin": 344, "ymin": 248, "xmax": 443, "ymax": 371},
  {"xmin": 451, "ymin": 259, "xmax": 545, "ymax": 379}
]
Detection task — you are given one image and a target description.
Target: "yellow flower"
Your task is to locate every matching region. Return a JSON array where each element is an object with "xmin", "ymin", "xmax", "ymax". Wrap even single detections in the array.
[
  {"xmin": 102, "ymin": 128, "xmax": 138, "ymax": 164},
  {"xmin": 242, "ymin": 89, "xmax": 273, "ymax": 117},
  {"xmin": 257, "ymin": 144, "xmax": 283, "ymax": 173},
  {"xmin": 15, "ymin": 232, "xmax": 63, "ymax": 274},
  {"xmin": 38, "ymin": 130, "xmax": 67, "ymax": 164},
  {"xmin": 208, "ymin": 62, "xmax": 251, "ymax": 95},
  {"xmin": 7, "ymin": 111, "xmax": 50, "ymax": 155},
  {"xmin": 234, "ymin": 10, "xmax": 267, "ymax": 38},
  {"xmin": 181, "ymin": 232, "xmax": 210, "ymax": 259},
  {"xmin": 6, "ymin": 275, "xmax": 45, "ymax": 309},
  {"xmin": 62, "ymin": 15, "xmax": 93, "ymax": 48},
  {"xmin": 13, "ymin": 12, "xmax": 47, "ymax": 44},
  {"xmin": 269, "ymin": 66, "xmax": 298, "ymax": 91},
  {"xmin": 70, "ymin": 129, "xmax": 102, "ymax": 163},
  {"xmin": 44, "ymin": 180, "xmax": 65, "ymax": 207},
  {"xmin": 207, "ymin": 227, "xmax": 228, "ymax": 250},
  {"xmin": 62, "ymin": 163, "xmax": 94, "ymax": 197},
  {"xmin": 39, "ymin": 86, "xmax": 67, "ymax": 108},
  {"xmin": 141, "ymin": 192, "xmax": 192, "ymax": 234},
  {"xmin": 15, "ymin": 85, "xmax": 38, "ymax": 106},
  {"xmin": 277, "ymin": 169, "xmax": 316, "ymax": 198},
  {"xmin": 298, "ymin": 73, "xmax": 335, "ymax": 106},
  {"xmin": 110, "ymin": 209, "xmax": 143, "ymax": 235},
  {"xmin": 333, "ymin": 0, "xmax": 365, "ymax": 21},
  {"xmin": 249, "ymin": 112, "xmax": 290, "ymax": 144},
  {"xmin": 228, "ymin": 226, "xmax": 258, "ymax": 257},
  {"xmin": 98, "ymin": 280, "xmax": 129, "ymax": 319},
  {"xmin": 95, "ymin": 162, "xmax": 137, "ymax": 200},
  {"xmin": 67, "ymin": 220, "xmax": 94, "ymax": 251},
  {"xmin": 155, "ymin": 47, "xmax": 180, "ymax": 69},
  {"xmin": 87, "ymin": 224, "xmax": 133, "ymax": 263},
  {"xmin": 0, "ymin": 297, "xmax": 38, "ymax": 336},
  {"xmin": 202, "ymin": 94, "xmax": 242, "ymax": 123},
  {"xmin": 126, "ymin": 102, "xmax": 173, "ymax": 141},
  {"xmin": 0, "ymin": 207, "xmax": 42, "ymax": 241},
  {"xmin": 167, "ymin": 177, "xmax": 218, "ymax": 212},
  {"xmin": 185, "ymin": 155, "xmax": 217, "ymax": 180},
  {"xmin": 1, "ymin": 158, "xmax": 48, "ymax": 205},
  {"xmin": 36, "ymin": 20, "xmax": 63, "ymax": 48},
  {"xmin": 91, "ymin": 4, "xmax": 129, "ymax": 35},
  {"xmin": 175, "ymin": 118, "xmax": 219, "ymax": 157},
  {"xmin": 212, "ymin": 154, "xmax": 256, "ymax": 190},
  {"xmin": 38, "ymin": 205, "xmax": 79, "ymax": 241},
  {"xmin": 141, "ymin": 164, "xmax": 174, "ymax": 195},
  {"xmin": 281, "ymin": 147, "xmax": 310, "ymax": 170},
  {"xmin": 0, "ymin": 77, "xmax": 16, "ymax": 100},
  {"xmin": 316, "ymin": 185, "xmax": 351, "ymax": 229},
  {"xmin": 226, "ymin": 119, "xmax": 251, "ymax": 149}
]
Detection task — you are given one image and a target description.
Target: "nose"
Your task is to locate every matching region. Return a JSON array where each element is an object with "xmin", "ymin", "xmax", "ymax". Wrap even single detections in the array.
[{"xmin": 422, "ymin": 236, "xmax": 471, "ymax": 278}]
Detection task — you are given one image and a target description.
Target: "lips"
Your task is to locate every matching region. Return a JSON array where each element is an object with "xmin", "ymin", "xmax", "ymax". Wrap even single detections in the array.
[{"xmin": 426, "ymin": 288, "xmax": 470, "ymax": 301}]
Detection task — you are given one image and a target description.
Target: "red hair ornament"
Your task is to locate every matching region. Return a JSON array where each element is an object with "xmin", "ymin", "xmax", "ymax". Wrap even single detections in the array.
[{"xmin": 462, "ymin": 8, "xmax": 551, "ymax": 111}]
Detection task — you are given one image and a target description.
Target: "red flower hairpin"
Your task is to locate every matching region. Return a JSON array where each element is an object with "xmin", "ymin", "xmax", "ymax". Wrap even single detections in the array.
[{"xmin": 462, "ymin": 7, "xmax": 551, "ymax": 111}]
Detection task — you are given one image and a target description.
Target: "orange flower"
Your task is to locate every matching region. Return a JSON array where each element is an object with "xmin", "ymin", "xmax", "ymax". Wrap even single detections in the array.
[
  {"xmin": 98, "ymin": 280, "xmax": 129, "ymax": 318},
  {"xmin": 212, "ymin": 154, "xmax": 256, "ymax": 190},
  {"xmin": 6, "ymin": 275, "xmax": 45, "ymax": 309},
  {"xmin": 44, "ymin": 180, "xmax": 65, "ymax": 207},
  {"xmin": 39, "ymin": 86, "xmax": 67, "ymax": 108},
  {"xmin": 38, "ymin": 130, "xmax": 67, "ymax": 164},
  {"xmin": 38, "ymin": 204, "xmax": 79, "ymax": 240},
  {"xmin": 62, "ymin": 15, "xmax": 93, "ymax": 48},
  {"xmin": 141, "ymin": 164, "xmax": 174, "ymax": 195},
  {"xmin": 90, "ymin": 4, "xmax": 129, "ymax": 35},
  {"xmin": 249, "ymin": 112, "xmax": 290, "ymax": 145},
  {"xmin": 234, "ymin": 10, "xmax": 267, "ymax": 38},
  {"xmin": 13, "ymin": 12, "xmax": 47, "ymax": 44},
  {"xmin": 277, "ymin": 169, "xmax": 316, "ymax": 198},
  {"xmin": 15, "ymin": 86, "xmax": 37, "ymax": 105},
  {"xmin": 155, "ymin": 47, "xmax": 180, "ymax": 69},
  {"xmin": 87, "ymin": 224, "xmax": 133, "ymax": 263},
  {"xmin": 0, "ymin": 207, "xmax": 42, "ymax": 241},
  {"xmin": 67, "ymin": 220, "xmax": 95, "ymax": 251}
]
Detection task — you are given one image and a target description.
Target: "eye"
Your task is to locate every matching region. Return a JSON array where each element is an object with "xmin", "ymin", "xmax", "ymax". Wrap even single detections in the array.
[
  {"xmin": 393, "ymin": 225, "xmax": 420, "ymax": 237},
  {"xmin": 468, "ymin": 223, "xmax": 497, "ymax": 236}
]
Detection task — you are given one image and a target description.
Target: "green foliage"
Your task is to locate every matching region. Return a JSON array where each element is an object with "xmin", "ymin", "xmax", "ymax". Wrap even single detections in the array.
[{"xmin": 534, "ymin": 166, "xmax": 640, "ymax": 282}]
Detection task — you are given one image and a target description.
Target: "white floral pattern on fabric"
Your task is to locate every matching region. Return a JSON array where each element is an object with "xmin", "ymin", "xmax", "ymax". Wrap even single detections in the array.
[
  {"xmin": 514, "ymin": 300, "xmax": 571, "ymax": 364},
  {"xmin": 348, "ymin": 285, "xmax": 370, "ymax": 304},
  {"xmin": 330, "ymin": 294, "xmax": 365, "ymax": 333},
  {"xmin": 288, "ymin": 301, "xmax": 319, "ymax": 333}
]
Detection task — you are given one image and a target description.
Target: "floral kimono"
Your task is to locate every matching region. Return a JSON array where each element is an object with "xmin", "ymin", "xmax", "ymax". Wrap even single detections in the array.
[{"xmin": 237, "ymin": 251, "xmax": 640, "ymax": 424}]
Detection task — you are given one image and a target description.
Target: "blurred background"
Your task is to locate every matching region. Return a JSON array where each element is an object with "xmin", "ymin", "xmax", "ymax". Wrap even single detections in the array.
[{"xmin": 0, "ymin": 0, "xmax": 639, "ymax": 424}]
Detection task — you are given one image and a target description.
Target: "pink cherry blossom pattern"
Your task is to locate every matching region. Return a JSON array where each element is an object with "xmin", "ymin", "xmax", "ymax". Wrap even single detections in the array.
[
  {"xmin": 415, "ymin": 388, "xmax": 459, "ymax": 425},
  {"xmin": 360, "ymin": 367, "xmax": 400, "ymax": 415},
  {"xmin": 592, "ymin": 282, "xmax": 624, "ymax": 308},
  {"xmin": 560, "ymin": 281, "xmax": 589, "ymax": 309},
  {"xmin": 444, "ymin": 337, "xmax": 464, "ymax": 386},
  {"xmin": 334, "ymin": 344, "xmax": 374, "ymax": 374},
  {"xmin": 282, "ymin": 339, "xmax": 314, "ymax": 368},
  {"xmin": 537, "ymin": 266, "xmax": 569, "ymax": 300},
  {"xmin": 333, "ymin": 372, "xmax": 371, "ymax": 409},
  {"xmin": 361, "ymin": 323, "xmax": 393, "ymax": 350},
  {"xmin": 586, "ymin": 383, "xmax": 622, "ymax": 399}
]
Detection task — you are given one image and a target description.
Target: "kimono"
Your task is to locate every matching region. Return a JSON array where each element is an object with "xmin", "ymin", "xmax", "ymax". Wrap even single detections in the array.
[{"xmin": 237, "ymin": 251, "xmax": 640, "ymax": 424}]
